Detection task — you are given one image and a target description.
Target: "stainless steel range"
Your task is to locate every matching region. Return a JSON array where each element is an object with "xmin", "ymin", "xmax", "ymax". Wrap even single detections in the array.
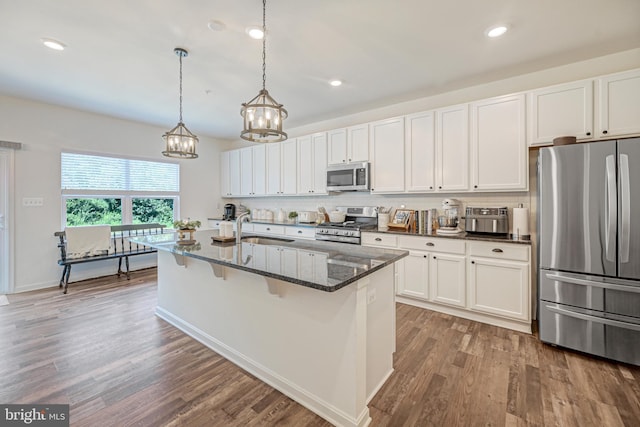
[{"xmin": 315, "ymin": 206, "xmax": 378, "ymax": 244}]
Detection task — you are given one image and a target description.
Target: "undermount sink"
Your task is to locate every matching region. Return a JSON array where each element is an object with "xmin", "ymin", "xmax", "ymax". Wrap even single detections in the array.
[{"xmin": 240, "ymin": 236, "xmax": 294, "ymax": 245}]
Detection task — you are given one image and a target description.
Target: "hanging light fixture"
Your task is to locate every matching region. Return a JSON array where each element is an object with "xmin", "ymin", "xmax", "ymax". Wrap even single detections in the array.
[
  {"xmin": 240, "ymin": 0, "xmax": 287, "ymax": 143},
  {"xmin": 163, "ymin": 47, "xmax": 198, "ymax": 159}
]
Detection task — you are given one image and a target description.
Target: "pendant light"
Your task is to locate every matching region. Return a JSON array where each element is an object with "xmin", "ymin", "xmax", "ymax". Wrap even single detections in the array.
[
  {"xmin": 163, "ymin": 47, "xmax": 198, "ymax": 159},
  {"xmin": 240, "ymin": 0, "xmax": 288, "ymax": 143}
]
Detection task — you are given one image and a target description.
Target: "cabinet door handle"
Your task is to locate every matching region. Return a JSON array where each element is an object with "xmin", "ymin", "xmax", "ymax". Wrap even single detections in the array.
[
  {"xmin": 266, "ymin": 227, "xmax": 271, "ymax": 231},
  {"xmin": 603, "ymin": 130, "xmax": 608, "ymax": 135},
  {"xmin": 375, "ymin": 237, "xmax": 382, "ymax": 241},
  {"xmin": 433, "ymin": 256, "xmax": 437, "ymax": 259},
  {"xmin": 492, "ymin": 248, "xmax": 503, "ymax": 253},
  {"xmin": 298, "ymin": 230, "xmax": 302, "ymax": 234},
  {"xmin": 423, "ymin": 255, "xmax": 427, "ymax": 258},
  {"xmin": 474, "ymin": 185, "xmax": 478, "ymax": 189},
  {"xmin": 471, "ymin": 260, "xmax": 475, "ymax": 264},
  {"xmin": 586, "ymin": 132, "xmax": 591, "ymax": 136},
  {"xmin": 426, "ymin": 242, "xmax": 435, "ymax": 247}
]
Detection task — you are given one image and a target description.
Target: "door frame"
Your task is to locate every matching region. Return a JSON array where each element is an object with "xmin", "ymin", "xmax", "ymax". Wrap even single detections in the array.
[{"xmin": 0, "ymin": 148, "xmax": 15, "ymax": 294}]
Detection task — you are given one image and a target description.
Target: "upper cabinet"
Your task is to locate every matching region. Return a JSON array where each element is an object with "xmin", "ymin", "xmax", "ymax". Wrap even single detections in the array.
[
  {"xmin": 405, "ymin": 111, "xmax": 436, "ymax": 192},
  {"xmin": 297, "ymin": 132, "xmax": 327, "ymax": 195},
  {"xmin": 598, "ymin": 69, "xmax": 640, "ymax": 138},
  {"xmin": 370, "ymin": 117, "xmax": 405, "ymax": 193},
  {"xmin": 327, "ymin": 124, "xmax": 369, "ymax": 165},
  {"xmin": 221, "ymin": 149, "xmax": 241, "ymax": 197},
  {"xmin": 281, "ymin": 139, "xmax": 298, "ymax": 195},
  {"xmin": 471, "ymin": 94, "xmax": 527, "ymax": 191},
  {"xmin": 528, "ymin": 79, "xmax": 594, "ymax": 146},
  {"xmin": 436, "ymin": 104, "xmax": 469, "ymax": 191}
]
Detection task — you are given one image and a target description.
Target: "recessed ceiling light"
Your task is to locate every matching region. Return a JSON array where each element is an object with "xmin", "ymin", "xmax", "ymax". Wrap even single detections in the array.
[
  {"xmin": 246, "ymin": 26, "xmax": 264, "ymax": 39},
  {"xmin": 207, "ymin": 20, "xmax": 226, "ymax": 31},
  {"xmin": 41, "ymin": 38, "xmax": 66, "ymax": 51},
  {"xmin": 329, "ymin": 79, "xmax": 343, "ymax": 87},
  {"xmin": 486, "ymin": 25, "xmax": 508, "ymax": 38}
]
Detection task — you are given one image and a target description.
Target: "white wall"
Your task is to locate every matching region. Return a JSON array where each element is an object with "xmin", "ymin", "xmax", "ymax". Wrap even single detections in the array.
[{"xmin": 0, "ymin": 95, "xmax": 231, "ymax": 293}]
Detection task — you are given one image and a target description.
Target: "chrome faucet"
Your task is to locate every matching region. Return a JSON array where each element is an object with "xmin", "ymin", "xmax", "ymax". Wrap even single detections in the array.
[{"xmin": 236, "ymin": 212, "xmax": 251, "ymax": 244}]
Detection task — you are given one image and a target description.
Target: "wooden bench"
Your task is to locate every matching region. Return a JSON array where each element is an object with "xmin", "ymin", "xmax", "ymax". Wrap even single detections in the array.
[{"xmin": 54, "ymin": 223, "xmax": 166, "ymax": 293}]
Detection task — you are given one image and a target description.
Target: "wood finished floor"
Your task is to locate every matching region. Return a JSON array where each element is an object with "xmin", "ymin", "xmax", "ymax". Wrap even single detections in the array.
[{"xmin": 1, "ymin": 269, "xmax": 640, "ymax": 426}]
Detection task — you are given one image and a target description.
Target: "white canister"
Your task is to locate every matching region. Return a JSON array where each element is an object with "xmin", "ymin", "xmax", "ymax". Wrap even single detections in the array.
[
  {"xmin": 378, "ymin": 213, "xmax": 390, "ymax": 230},
  {"xmin": 220, "ymin": 221, "xmax": 234, "ymax": 238}
]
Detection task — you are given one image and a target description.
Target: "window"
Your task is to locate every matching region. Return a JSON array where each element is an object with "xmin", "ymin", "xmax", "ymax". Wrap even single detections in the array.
[{"xmin": 61, "ymin": 152, "xmax": 179, "ymax": 227}]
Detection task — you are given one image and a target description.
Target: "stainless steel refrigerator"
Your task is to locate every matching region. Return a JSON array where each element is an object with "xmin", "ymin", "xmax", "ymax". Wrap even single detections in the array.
[{"xmin": 538, "ymin": 137, "xmax": 640, "ymax": 366}]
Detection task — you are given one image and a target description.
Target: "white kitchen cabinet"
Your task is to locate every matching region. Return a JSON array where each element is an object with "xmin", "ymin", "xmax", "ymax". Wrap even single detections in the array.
[
  {"xmin": 266, "ymin": 143, "xmax": 281, "ymax": 195},
  {"xmin": 361, "ymin": 232, "xmax": 398, "ymax": 248},
  {"xmin": 284, "ymin": 226, "xmax": 315, "ymax": 240},
  {"xmin": 598, "ymin": 69, "xmax": 640, "ymax": 138},
  {"xmin": 220, "ymin": 150, "xmax": 230, "ymax": 197},
  {"xmin": 281, "ymin": 139, "xmax": 298, "ymax": 195},
  {"xmin": 369, "ymin": 117, "xmax": 405, "ymax": 193},
  {"xmin": 227, "ymin": 149, "xmax": 241, "ymax": 196},
  {"xmin": 397, "ymin": 251, "xmax": 429, "ymax": 300},
  {"xmin": 429, "ymin": 252, "xmax": 466, "ymax": 308},
  {"xmin": 297, "ymin": 250, "xmax": 328, "ymax": 284},
  {"xmin": 239, "ymin": 145, "xmax": 267, "ymax": 197},
  {"xmin": 471, "ymin": 94, "xmax": 527, "ymax": 191},
  {"xmin": 436, "ymin": 104, "xmax": 469, "ymax": 191},
  {"xmin": 240, "ymin": 241, "xmax": 267, "ymax": 270},
  {"xmin": 468, "ymin": 241, "xmax": 530, "ymax": 322},
  {"xmin": 297, "ymin": 133, "xmax": 328, "ymax": 195},
  {"xmin": 266, "ymin": 246, "xmax": 298, "ymax": 276},
  {"xmin": 240, "ymin": 147, "xmax": 253, "ymax": 196},
  {"xmin": 405, "ymin": 111, "xmax": 436, "ymax": 192},
  {"xmin": 252, "ymin": 223, "xmax": 286, "ymax": 236},
  {"xmin": 327, "ymin": 124, "xmax": 369, "ymax": 165},
  {"xmin": 252, "ymin": 145, "xmax": 267, "ymax": 196},
  {"xmin": 528, "ymin": 79, "xmax": 594, "ymax": 146}
]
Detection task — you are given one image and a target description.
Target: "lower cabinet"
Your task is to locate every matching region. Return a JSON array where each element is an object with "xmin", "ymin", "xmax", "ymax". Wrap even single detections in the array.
[
  {"xmin": 397, "ymin": 251, "xmax": 429, "ymax": 299},
  {"xmin": 429, "ymin": 252, "xmax": 466, "ymax": 308},
  {"xmin": 297, "ymin": 250, "xmax": 328, "ymax": 284},
  {"xmin": 362, "ymin": 232, "xmax": 532, "ymax": 333},
  {"xmin": 468, "ymin": 242, "xmax": 530, "ymax": 321}
]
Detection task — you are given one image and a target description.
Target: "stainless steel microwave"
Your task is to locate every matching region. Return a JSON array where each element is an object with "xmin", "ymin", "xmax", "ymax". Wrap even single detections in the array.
[{"xmin": 326, "ymin": 162, "xmax": 370, "ymax": 192}]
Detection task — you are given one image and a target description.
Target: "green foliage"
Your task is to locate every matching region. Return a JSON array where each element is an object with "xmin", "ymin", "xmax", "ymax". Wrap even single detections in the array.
[
  {"xmin": 173, "ymin": 218, "xmax": 201, "ymax": 230},
  {"xmin": 66, "ymin": 198, "xmax": 175, "ymax": 227},
  {"xmin": 133, "ymin": 198, "xmax": 174, "ymax": 227},
  {"xmin": 66, "ymin": 198, "xmax": 122, "ymax": 226}
]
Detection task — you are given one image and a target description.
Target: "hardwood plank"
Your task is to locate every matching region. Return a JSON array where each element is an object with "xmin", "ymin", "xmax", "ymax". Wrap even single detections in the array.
[{"xmin": 1, "ymin": 269, "xmax": 640, "ymax": 426}]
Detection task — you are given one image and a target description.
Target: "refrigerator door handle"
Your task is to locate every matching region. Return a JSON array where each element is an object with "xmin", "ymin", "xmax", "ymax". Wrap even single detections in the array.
[
  {"xmin": 605, "ymin": 155, "xmax": 617, "ymax": 262},
  {"xmin": 545, "ymin": 272, "xmax": 640, "ymax": 294},
  {"xmin": 544, "ymin": 304, "xmax": 640, "ymax": 332},
  {"xmin": 620, "ymin": 153, "xmax": 630, "ymax": 263}
]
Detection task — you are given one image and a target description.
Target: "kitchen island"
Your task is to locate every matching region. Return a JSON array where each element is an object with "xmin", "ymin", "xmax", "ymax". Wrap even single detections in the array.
[{"xmin": 130, "ymin": 230, "xmax": 408, "ymax": 427}]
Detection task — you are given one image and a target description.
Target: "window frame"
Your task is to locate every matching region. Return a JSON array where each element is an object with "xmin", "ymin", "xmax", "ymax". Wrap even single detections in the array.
[{"xmin": 60, "ymin": 151, "xmax": 180, "ymax": 228}]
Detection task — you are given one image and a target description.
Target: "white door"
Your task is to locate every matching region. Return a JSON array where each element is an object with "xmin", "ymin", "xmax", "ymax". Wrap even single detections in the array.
[{"xmin": 0, "ymin": 149, "xmax": 13, "ymax": 294}]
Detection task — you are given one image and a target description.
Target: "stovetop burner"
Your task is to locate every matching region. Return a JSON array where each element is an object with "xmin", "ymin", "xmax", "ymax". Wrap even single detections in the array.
[{"xmin": 315, "ymin": 206, "xmax": 379, "ymax": 244}]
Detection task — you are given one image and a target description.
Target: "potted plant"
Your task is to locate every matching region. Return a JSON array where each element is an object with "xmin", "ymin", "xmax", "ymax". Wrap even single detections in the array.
[
  {"xmin": 173, "ymin": 218, "xmax": 201, "ymax": 243},
  {"xmin": 288, "ymin": 211, "xmax": 298, "ymax": 224}
]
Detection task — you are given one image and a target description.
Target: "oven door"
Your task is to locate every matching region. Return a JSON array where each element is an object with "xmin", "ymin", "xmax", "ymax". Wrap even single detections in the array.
[{"xmin": 327, "ymin": 167, "xmax": 356, "ymax": 191}]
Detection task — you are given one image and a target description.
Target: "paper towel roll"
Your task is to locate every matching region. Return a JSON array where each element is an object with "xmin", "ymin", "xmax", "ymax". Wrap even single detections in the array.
[{"xmin": 512, "ymin": 207, "xmax": 529, "ymax": 238}]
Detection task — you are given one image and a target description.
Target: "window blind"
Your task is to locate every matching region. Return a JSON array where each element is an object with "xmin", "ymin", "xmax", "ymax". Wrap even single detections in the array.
[{"xmin": 61, "ymin": 152, "xmax": 179, "ymax": 192}]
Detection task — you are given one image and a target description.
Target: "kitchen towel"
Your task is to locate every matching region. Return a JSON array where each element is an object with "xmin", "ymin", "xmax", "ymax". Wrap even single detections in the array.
[
  {"xmin": 512, "ymin": 207, "xmax": 530, "ymax": 238},
  {"xmin": 65, "ymin": 225, "xmax": 112, "ymax": 259}
]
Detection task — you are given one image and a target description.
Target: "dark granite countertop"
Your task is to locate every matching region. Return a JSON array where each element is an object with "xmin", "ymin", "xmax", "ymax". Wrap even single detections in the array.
[
  {"xmin": 364, "ymin": 228, "xmax": 532, "ymax": 245},
  {"xmin": 208, "ymin": 218, "xmax": 318, "ymax": 228},
  {"xmin": 130, "ymin": 230, "xmax": 408, "ymax": 292}
]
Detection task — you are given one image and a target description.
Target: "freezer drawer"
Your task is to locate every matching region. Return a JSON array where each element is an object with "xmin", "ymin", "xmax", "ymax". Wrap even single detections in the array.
[
  {"xmin": 539, "ymin": 302, "xmax": 640, "ymax": 366},
  {"xmin": 539, "ymin": 269, "xmax": 640, "ymax": 319}
]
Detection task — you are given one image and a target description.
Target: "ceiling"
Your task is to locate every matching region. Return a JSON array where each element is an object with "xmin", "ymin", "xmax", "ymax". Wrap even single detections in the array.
[{"xmin": 1, "ymin": 0, "xmax": 639, "ymax": 141}]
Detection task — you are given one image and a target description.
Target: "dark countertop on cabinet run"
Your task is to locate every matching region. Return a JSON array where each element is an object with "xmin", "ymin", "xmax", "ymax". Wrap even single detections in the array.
[
  {"xmin": 366, "ymin": 228, "xmax": 532, "ymax": 245},
  {"xmin": 130, "ymin": 230, "xmax": 408, "ymax": 292},
  {"xmin": 208, "ymin": 218, "xmax": 318, "ymax": 228}
]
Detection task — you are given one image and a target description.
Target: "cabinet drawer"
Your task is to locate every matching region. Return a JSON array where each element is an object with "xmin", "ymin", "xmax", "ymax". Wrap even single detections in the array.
[
  {"xmin": 468, "ymin": 241, "xmax": 529, "ymax": 261},
  {"xmin": 284, "ymin": 226, "xmax": 315, "ymax": 239},
  {"xmin": 252, "ymin": 223, "xmax": 285, "ymax": 235},
  {"xmin": 397, "ymin": 235, "xmax": 465, "ymax": 255},
  {"xmin": 361, "ymin": 232, "xmax": 398, "ymax": 248}
]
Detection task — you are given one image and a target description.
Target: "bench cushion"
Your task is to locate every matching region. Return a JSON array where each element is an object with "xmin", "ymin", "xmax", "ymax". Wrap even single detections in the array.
[{"xmin": 65, "ymin": 225, "xmax": 112, "ymax": 259}]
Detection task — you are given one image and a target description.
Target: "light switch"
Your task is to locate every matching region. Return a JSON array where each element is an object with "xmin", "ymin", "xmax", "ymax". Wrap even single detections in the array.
[{"xmin": 23, "ymin": 197, "xmax": 44, "ymax": 207}]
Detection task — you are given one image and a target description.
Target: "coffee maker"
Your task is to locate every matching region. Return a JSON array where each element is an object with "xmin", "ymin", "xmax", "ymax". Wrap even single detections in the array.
[{"xmin": 223, "ymin": 203, "xmax": 236, "ymax": 220}]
